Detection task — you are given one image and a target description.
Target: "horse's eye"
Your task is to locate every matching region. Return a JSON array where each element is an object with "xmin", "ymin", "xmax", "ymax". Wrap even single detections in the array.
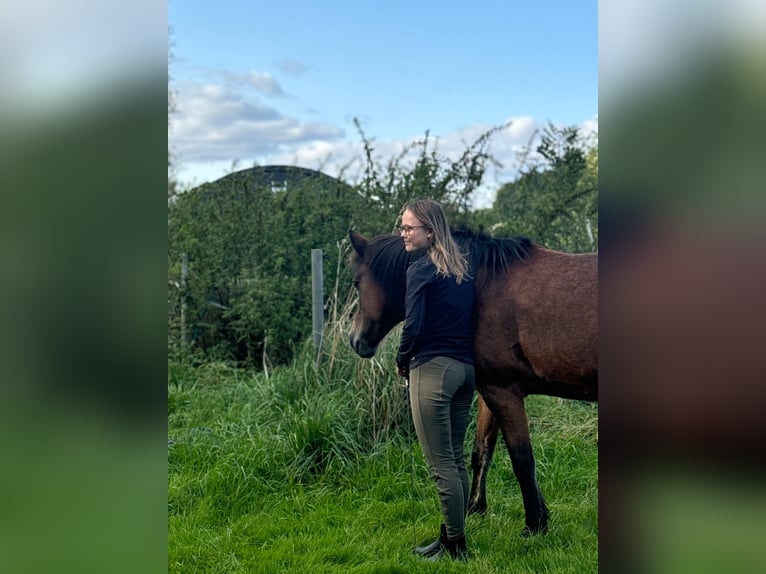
[{"xmin": 352, "ymin": 280, "xmax": 360, "ymax": 289}]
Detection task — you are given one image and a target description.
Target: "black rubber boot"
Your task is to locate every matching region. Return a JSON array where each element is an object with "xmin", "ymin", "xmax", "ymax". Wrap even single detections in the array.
[
  {"xmin": 413, "ymin": 524, "xmax": 446, "ymax": 557},
  {"xmin": 420, "ymin": 525, "xmax": 468, "ymax": 561},
  {"xmin": 427, "ymin": 534, "xmax": 467, "ymax": 561}
]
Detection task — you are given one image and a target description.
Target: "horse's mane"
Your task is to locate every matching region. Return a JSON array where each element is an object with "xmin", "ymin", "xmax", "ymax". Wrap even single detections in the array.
[
  {"xmin": 452, "ymin": 228, "xmax": 534, "ymax": 281},
  {"xmin": 362, "ymin": 229, "xmax": 534, "ymax": 293}
]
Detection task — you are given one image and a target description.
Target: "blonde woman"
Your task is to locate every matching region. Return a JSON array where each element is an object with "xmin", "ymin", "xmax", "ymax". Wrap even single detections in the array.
[{"xmin": 396, "ymin": 199, "xmax": 475, "ymax": 561}]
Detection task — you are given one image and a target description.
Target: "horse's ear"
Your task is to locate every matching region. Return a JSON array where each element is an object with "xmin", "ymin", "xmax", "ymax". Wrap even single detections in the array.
[{"xmin": 349, "ymin": 230, "xmax": 368, "ymax": 257}]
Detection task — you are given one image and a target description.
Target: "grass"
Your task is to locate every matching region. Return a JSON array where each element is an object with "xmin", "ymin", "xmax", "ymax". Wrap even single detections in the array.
[{"xmin": 168, "ymin": 323, "xmax": 598, "ymax": 573}]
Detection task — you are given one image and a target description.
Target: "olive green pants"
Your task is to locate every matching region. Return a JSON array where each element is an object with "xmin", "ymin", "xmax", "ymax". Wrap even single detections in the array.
[{"xmin": 409, "ymin": 356, "xmax": 475, "ymax": 540}]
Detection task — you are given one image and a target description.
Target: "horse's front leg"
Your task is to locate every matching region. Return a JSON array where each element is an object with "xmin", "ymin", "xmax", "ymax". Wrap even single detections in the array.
[
  {"xmin": 467, "ymin": 394, "xmax": 499, "ymax": 515},
  {"xmin": 482, "ymin": 384, "xmax": 549, "ymax": 535}
]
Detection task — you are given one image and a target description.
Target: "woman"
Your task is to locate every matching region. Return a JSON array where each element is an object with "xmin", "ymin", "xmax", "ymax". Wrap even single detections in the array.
[{"xmin": 396, "ymin": 199, "xmax": 475, "ymax": 561}]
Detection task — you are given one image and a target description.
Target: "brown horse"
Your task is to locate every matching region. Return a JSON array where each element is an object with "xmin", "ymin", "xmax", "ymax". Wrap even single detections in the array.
[{"xmin": 348, "ymin": 229, "xmax": 597, "ymax": 534}]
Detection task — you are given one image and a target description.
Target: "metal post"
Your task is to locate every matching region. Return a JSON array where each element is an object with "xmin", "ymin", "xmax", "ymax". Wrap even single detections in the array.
[
  {"xmin": 311, "ymin": 249, "xmax": 324, "ymax": 357},
  {"xmin": 180, "ymin": 253, "xmax": 188, "ymax": 349}
]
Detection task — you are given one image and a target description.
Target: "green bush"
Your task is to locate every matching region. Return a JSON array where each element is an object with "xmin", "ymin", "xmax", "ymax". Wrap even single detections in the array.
[{"xmin": 167, "ymin": 123, "xmax": 515, "ymax": 368}]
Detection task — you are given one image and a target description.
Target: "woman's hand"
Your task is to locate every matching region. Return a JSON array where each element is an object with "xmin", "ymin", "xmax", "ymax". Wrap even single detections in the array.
[{"xmin": 397, "ymin": 365, "xmax": 409, "ymax": 378}]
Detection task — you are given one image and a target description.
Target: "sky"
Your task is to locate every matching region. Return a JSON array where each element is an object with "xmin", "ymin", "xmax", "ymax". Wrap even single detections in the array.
[{"xmin": 168, "ymin": 0, "xmax": 598, "ymax": 208}]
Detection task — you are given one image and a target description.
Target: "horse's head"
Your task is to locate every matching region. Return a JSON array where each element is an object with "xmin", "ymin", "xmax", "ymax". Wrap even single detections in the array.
[{"xmin": 348, "ymin": 231, "xmax": 408, "ymax": 358}]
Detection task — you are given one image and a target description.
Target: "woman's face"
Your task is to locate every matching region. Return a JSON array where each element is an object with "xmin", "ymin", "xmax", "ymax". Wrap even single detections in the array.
[{"xmin": 400, "ymin": 209, "xmax": 431, "ymax": 252}]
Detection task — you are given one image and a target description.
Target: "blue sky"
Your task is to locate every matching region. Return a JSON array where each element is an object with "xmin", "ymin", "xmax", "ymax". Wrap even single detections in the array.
[{"xmin": 169, "ymin": 0, "xmax": 597, "ymax": 207}]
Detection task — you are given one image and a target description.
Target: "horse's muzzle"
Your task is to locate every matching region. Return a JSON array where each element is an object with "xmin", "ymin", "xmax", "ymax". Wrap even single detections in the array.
[{"xmin": 349, "ymin": 333, "xmax": 377, "ymax": 358}]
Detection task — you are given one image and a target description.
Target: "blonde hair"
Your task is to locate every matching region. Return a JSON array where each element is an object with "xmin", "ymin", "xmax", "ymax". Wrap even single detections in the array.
[{"xmin": 401, "ymin": 199, "xmax": 469, "ymax": 283}]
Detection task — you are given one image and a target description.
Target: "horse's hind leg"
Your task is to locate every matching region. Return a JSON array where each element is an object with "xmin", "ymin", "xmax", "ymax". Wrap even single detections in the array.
[
  {"xmin": 467, "ymin": 394, "xmax": 499, "ymax": 515},
  {"xmin": 483, "ymin": 385, "xmax": 549, "ymax": 534}
]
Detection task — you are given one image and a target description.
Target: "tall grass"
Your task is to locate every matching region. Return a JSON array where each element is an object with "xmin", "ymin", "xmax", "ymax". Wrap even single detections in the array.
[
  {"xmin": 168, "ymin": 351, "xmax": 598, "ymax": 572},
  {"xmin": 168, "ymin": 255, "xmax": 598, "ymax": 572},
  {"xmin": 169, "ymin": 289, "xmax": 412, "ymax": 488}
]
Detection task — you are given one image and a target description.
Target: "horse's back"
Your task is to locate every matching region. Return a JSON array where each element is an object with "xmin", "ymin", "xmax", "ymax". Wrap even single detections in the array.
[{"xmin": 475, "ymin": 247, "xmax": 597, "ymax": 391}]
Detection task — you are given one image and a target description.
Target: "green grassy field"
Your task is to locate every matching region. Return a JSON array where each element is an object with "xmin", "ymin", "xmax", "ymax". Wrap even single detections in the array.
[{"xmin": 168, "ymin": 339, "xmax": 598, "ymax": 573}]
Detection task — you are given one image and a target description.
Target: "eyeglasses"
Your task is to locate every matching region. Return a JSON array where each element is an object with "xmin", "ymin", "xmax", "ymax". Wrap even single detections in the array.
[{"xmin": 396, "ymin": 225, "xmax": 426, "ymax": 235}]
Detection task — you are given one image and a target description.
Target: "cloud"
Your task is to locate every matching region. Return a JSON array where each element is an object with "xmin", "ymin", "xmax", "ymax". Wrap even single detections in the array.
[
  {"xmin": 210, "ymin": 70, "xmax": 288, "ymax": 97},
  {"xmin": 256, "ymin": 116, "xmax": 545, "ymax": 189},
  {"xmin": 278, "ymin": 59, "xmax": 309, "ymax": 76},
  {"xmin": 170, "ymin": 75, "xmax": 598, "ymax": 210},
  {"xmin": 170, "ymin": 81, "xmax": 345, "ymax": 163},
  {"xmin": 579, "ymin": 114, "xmax": 599, "ymax": 140}
]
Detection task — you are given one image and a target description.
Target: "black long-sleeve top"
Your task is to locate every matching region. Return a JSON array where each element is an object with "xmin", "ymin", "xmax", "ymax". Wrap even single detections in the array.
[{"xmin": 396, "ymin": 254, "xmax": 475, "ymax": 371}]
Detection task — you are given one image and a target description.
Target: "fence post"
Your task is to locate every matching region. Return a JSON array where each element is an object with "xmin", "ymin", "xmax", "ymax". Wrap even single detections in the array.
[
  {"xmin": 311, "ymin": 249, "xmax": 324, "ymax": 358},
  {"xmin": 180, "ymin": 252, "xmax": 188, "ymax": 349}
]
